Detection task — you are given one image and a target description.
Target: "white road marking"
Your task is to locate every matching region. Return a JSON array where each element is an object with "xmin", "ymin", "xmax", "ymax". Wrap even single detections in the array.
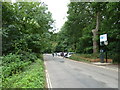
[{"xmin": 44, "ymin": 61, "xmax": 52, "ymax": 89}]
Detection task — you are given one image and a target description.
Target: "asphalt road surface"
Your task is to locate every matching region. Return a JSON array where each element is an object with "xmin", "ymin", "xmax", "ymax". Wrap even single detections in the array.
[{"xmin": 43, "ymin": 54, "xmax": 118, "ymax": 88}]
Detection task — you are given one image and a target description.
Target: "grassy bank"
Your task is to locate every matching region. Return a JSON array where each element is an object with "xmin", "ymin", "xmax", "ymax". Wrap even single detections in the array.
[
  {"xmin": 75, "ymin": 54, "xmax": 99, "ymax": 59},
  {"xmin": 69, "ymin": 54, "xmax": 113, "ymax": 63},
  {"xmin": 2, "ymin": 59, "xmax": 46, "ymax": 88},
  {"xmin": 69, "ymin": 54, "xmax": 91, "ymax": 63}
]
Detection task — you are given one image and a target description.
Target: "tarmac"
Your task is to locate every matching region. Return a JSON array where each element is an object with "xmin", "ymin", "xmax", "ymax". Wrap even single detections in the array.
[
  {"xmin": 92, "ymin": 62, "xmax": 118, "ymax": 72},
  {"xmin": 44, "ymin": 54, "xmax": 118, "ymax": 88}
]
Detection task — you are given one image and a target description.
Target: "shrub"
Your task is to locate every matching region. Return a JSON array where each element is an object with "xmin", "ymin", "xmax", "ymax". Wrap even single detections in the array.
[
  {"xmin": 2, "ymin": 53, "xmax": 31, "ymax": 78},
  {"xmin": 112, "ymin": 53, "xmax": 120, "ymax": 63},
  {"xmin": 2, "ymin": 59, "xmax": 46, "ymax": 88},
  {"xmin": 17, "ymin": 50, "xmax": 37, "ymax": 62}
]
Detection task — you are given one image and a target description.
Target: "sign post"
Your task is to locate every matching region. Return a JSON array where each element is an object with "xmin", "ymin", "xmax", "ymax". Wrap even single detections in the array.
[{"xmin": 100, "ymin": 34, "xmax": 108, "ymax": 63}]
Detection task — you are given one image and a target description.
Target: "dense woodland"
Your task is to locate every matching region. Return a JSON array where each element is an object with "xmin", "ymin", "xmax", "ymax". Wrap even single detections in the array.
[
  {"xmin": 2, "ymin": 2, "xmax": 54, "ymax": 88},
  {"xmin": 2, "ymin": 2, "xmax": 54, "ymax": 55},
  {"xmin": 1, "ymin": 2, "xmax": 120, "ymax": 88},
  {"xmin": 55, "ymin": 2, "xmax": 120, "ymax": 63}
]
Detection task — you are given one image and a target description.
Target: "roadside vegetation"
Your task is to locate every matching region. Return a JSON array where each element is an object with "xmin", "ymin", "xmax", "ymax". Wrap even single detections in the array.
[
  {"xmin": 2, "ymin": 59, "xmax": 45, "ymax": 88},
  {"xmin": 69, "ymin": 54, "xmax": 113, "ymax": 63},
  {"xmin": 69, "ymin": 54, "xmax": 91, "ymax": 63},
  {"xmin": 2, "ymin": 2, "xmax": 54, "ymax": 88},
  {"xmin": 54, "ymin": 2, "xmax": 120, "ymax": 63},
  {"xmin": 73, "ymin": 54, "xmax": 99, "ymax": 59}
]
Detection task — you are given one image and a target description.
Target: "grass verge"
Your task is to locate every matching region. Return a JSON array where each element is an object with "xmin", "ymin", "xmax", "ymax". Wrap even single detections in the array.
[
  {"xmin": 2, "ymin": 59, "xmax": 46, "ymax": 88},
  {"xmin": 75, "ymin": 54, "xmax": 99, "ymax": 59},
  {"xmin": 69, "ymin": 54, "xmax": 91, "ymax": 63},
  {"xmin": 69, "ymin": 54, "xmax": 113, "ymax": 63}
]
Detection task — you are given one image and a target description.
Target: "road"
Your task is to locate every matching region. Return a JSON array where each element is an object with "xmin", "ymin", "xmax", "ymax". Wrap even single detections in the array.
[{"xmin": 43, "ymin": 54, "xmax": 118, "ymax": 88}]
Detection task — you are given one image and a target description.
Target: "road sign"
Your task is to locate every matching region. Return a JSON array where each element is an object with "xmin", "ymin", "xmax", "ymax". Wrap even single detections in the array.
[
  {"xmin": 100, "ymin": 34, "xmax": 107, "ymax": 42},
  {"xmin": 100, "ymin": 34, "xmax": 108, "ymax": 63}
]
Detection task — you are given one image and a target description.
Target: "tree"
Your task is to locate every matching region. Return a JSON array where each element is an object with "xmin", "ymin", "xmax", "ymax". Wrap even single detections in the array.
[
  {"xmin": 57, "ymin": 2, "xmax": 120, "ymax": 62},
  {"xmin": 2, "ymin": 2, "xmax": 53, "ymax": 55},
  {"xmin": 90, "ymin": 2, "xmax": 108, "ymax": 54}
]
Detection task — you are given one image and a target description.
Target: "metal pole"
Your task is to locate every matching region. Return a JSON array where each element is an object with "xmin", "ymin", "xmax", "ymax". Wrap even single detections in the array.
[
  {"xmin": 106, "ymin": 49, "xmax": 107, "ymax": 63},
  {"xmin": 100, "ymin": 49, "xmax": 104, "ymax": 63}
]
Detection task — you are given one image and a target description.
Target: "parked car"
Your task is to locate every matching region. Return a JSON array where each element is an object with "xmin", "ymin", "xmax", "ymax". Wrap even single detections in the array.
[
  {"xmin": 64, "ymin": 52, "xmax": 75, "ymax": 58},
  {"xmin": 57, "ymin": 52, "xmax": 61, "ymax": 56}
]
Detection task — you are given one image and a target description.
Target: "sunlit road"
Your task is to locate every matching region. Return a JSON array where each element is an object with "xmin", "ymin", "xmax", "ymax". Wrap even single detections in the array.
[{"xmin": 43, "ymin": 54, "xmax": 118, "ymax": 88}]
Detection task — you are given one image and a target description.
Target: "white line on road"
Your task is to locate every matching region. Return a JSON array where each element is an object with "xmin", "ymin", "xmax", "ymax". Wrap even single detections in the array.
[{"xmin": 44, "ymin": 61, "xmax": 52, "ymax": 89}]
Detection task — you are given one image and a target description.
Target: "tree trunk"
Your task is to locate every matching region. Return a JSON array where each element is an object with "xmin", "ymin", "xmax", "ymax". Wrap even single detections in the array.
[
  {"xmin": 74, "ymin": 42, "xmax": 77, "ymax": 53},
  {"xmin": 92, "ymin": 12, "xmax": 99, "ymax": 54}
]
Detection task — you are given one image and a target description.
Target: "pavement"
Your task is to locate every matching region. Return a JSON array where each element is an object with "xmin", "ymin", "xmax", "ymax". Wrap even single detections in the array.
[
  {"xmin": 43, "ymin": 54, "xmax": 118, "ymax": 88},
  {"xmin": 92, "ymin": 62, "xmax": 118, "ymax": 72},
  {"xmin": 92, "ymin": 62, "xmax": 112, "ymax": 66}
]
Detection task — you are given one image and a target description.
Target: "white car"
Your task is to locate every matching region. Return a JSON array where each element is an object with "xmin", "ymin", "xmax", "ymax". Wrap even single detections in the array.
[
  {"xmin": 65, "ymin": 52, "xmax": 75, "ymax": 58},
  {"xmin": 57, "ymin": 52, "xmax": 61, "ymax": 56}
]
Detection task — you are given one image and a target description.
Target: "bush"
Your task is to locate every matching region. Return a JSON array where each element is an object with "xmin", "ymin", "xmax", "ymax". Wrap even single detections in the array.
[
  {"xmin": 107, "ymin": 41, "xmax": 120, "ymax": 63},
  {"xmin": 17, "ymin": 50, "xmax": 37, "ymax": 62},
  {"xmin": 2, "ymin": 52, "xmax": 45, "ymax": 88},
  {"xmin": 2, "ymin": 59, "xmax": 46, "ymax": 88},
  {"xmin": 2, "ymin": 53, "xmax": 31, "ymax": 78},
  {"xmin": 36, "ymin": 54, "xmax": 43, "ymax": 60},
  {"xmin": 112, "ymin": 53, "xmax": 120, "ymax": 63}
]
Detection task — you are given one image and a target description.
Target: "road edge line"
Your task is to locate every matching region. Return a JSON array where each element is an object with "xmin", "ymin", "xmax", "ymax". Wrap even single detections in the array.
[{"xmin": 44, "ymin": 61, "xmax": 52, "ymax": 89}]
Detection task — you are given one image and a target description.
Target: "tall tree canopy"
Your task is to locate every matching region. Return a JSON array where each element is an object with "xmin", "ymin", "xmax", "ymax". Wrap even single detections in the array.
[
  {"xmin": 56, "ymin": 2, "xmax": 120, "ymax": 62},
  {"xmin": 2, "ymin": 2, "xmax": 54, "ymax": 55}
]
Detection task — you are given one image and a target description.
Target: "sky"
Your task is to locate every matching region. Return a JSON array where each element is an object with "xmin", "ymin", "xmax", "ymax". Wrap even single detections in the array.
[
  {"xmin": 41, "ymin": 0, "xmax": 70, "ymax": 32},
  {"xmin": 11, "ymin": 0, "xmax": 70, "ymax": 32}
]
